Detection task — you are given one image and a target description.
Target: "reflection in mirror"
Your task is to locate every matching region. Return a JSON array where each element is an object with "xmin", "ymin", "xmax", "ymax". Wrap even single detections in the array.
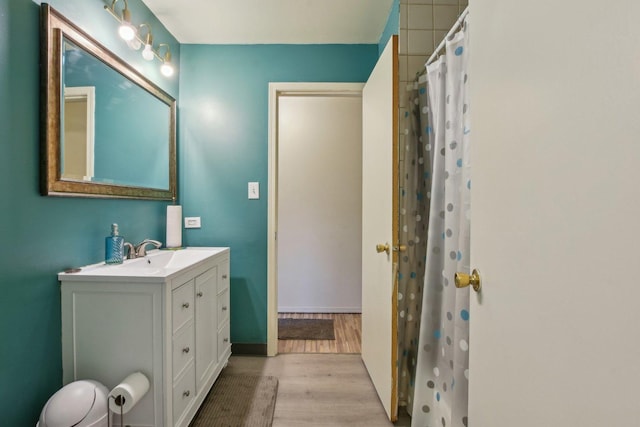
[
  {"xmin": 62, "ymin": 38, "xmax": 170, "ymax": 189},
  {"xmin": 63, "ymin": 85, "xmax": 95, "ymax": 182},
  {"xmin": 41, "ymin": 4, "xmax": 176, "ymax": 200}
]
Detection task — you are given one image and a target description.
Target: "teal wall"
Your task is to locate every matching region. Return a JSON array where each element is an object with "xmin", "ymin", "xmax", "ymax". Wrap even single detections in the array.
[
  {"xmin": 1, "ymin": 0, "xmax": 387, "ymax": 423},
  {"xmin": 0, "ymin": 0, "xmax": 179, "ymax": 424},
  {"xmin": 378, "ymin": 0, "xmax": 400, "ymax": 56},
  {"xmin": 178, "ymin": 44, "xmax": 378, "ymax": 345}
]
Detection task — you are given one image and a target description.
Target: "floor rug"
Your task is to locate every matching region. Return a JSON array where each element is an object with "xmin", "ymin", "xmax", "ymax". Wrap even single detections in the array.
[
  {"xmin": 277, "ymin": 318, "xmax": 335, "ymax": 340},
  {"xmin": 190, "ymin": 373, "xmax": 279, "ymax": 427}
]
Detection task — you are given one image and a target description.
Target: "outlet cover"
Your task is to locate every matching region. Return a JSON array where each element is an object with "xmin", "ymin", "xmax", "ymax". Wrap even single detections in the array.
[{"xmin": 184, "ymin": 217, "xmax": 201, "ymax": 228}]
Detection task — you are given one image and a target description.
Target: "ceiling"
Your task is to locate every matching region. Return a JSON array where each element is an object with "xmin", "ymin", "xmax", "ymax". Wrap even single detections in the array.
[{"xmin": 140, "ymin": 0, "xmax": 395, "ymax": 45}]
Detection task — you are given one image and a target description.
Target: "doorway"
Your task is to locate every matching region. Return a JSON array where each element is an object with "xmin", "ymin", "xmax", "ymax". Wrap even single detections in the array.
[{"xmin": 267, "ymin": 83, "xmax": 365, "ymax": 356}]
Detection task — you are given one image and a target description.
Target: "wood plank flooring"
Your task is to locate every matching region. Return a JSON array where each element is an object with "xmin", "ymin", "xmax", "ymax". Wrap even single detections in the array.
[
  {"xmin": 225, "ymin": 354, "xmax": 393, "ymax": 427},
  {"xmin": 278, "ymin": 313, "xmax": 361, "ymax": 354}
]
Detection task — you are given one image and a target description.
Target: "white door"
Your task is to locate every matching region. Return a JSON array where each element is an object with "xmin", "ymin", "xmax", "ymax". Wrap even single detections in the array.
[
  {"xmin": 361, "ymin": 36, "xmax": 398, "ymax": 421},
  {"xmin": 468, "ymin": 1, "xmax": 640, "ymax": 425}
]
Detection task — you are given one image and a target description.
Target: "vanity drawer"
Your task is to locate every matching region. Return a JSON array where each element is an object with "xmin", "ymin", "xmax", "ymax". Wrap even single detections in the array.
[
  {"xmin": 216, "ymin": 258, "xmax": 230, "ymax": 294},
  {"xmin": 172, "ymin": 280, "xmax": 194, "ymax": 334},
  {"xmin": 172, "ymin": 361, "xmax": 196, "ymax": 426},
  {"xmin": 172, "ymin": 321, "xmax": 194, "ymax": 381},
  {"xmin": 217, "ymin": 320, "xmax": 231, "ymax": 361},
  {"xmin": 217, "ymin": 288, "xmax": 230, "ymax": 325}
]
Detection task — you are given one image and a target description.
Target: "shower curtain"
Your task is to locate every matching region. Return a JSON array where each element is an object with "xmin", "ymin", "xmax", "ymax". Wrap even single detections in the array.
[
  {"xmin": 397, "ymin": 78, "xmax": 432, "ymax": 413},
  {"xmin": 411, "ymin": 22, "xmax": 471, "ymax": 427}
]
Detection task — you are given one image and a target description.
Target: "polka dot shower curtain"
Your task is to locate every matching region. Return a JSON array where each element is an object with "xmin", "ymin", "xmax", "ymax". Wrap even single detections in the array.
[
  {"xmin": 411, "ymin": 23, "xmax": 471, "ymax": 427},
  {"xmin": 397, "ymin": 78, "xmax": 433, "ymax": 413}
]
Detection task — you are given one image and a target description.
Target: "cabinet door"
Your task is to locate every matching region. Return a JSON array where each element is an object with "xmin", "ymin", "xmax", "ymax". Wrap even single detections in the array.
[{"xmin": 195, "ymin": 266, "xmax": 217, "ymax": 393}]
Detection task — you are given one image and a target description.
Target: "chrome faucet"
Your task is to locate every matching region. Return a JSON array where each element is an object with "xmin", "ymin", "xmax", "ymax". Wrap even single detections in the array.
[
  {"xmin": 134, "ymin": 239, "xmax": 162, "ymax": 257},
  {"xmin": 124, "ymin": 242, "xmax": 136, "ymax": 259}
]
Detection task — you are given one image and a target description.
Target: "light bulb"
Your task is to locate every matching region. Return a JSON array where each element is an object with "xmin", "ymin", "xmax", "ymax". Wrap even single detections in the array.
[
  {"xmin": 142, "ymin": 44, "xmax": 154, "ymax": 61},
  {"xmin": 118, "ymin": 23, "xmax": 136, "ymax": 41},
  {"xmin": 161, "ymin": 62, "xmax": 174, "ymax": 77}
]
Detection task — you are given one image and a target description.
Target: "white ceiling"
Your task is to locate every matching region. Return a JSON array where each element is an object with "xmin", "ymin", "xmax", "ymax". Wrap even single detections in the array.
[{"xmin": 140, "ymin": 0, "xmax": 395, "ymax": 44}]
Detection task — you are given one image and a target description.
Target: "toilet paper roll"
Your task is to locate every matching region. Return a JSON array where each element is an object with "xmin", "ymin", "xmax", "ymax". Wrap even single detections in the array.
[
  {"xmin": 166, "ymin": 205, "xmax": 182, "ymax": 248},
  {"xmin": 108, "ymin": 371, "xmax": 150, "ymax": 415}
]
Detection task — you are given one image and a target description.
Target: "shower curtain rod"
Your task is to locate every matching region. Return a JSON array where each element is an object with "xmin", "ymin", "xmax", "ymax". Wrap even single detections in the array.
[{"xmin": 425, "ymin": 5, "xmax": 469, "ymax": 67}]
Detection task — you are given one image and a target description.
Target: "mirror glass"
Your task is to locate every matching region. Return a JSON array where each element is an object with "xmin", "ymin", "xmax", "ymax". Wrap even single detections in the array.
[{"xmin": 41, "ymin": 5, "xmax": 176, "ymax": 200}]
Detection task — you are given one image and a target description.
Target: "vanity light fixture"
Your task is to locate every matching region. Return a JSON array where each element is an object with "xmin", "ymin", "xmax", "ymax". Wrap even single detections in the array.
[
  {"xmin": 139, "ymin": 24, "xmax": 155, "ymax": 61},
  {"xmin": 104, "ymin": 1, "xmax": 177, "ymax": 77},
  {"xmin": 158, "ymin": 44, "xmax": 174, "ymax": 77},
  {"xmin": 112, "ymin": 0, "xmax": 136, "ymax": 41}
]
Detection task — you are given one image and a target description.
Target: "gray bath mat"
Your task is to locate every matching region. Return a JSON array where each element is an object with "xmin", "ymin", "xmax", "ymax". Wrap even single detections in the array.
[{"xmin": 190, "ymin": 373, "xmax": 279, "ymax": 427}]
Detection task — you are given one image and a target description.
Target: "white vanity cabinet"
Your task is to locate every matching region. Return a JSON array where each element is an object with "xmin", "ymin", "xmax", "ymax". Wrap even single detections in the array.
[{"xmin": 59, "ymin": 247, "xmax": 231, "ymax": 427}]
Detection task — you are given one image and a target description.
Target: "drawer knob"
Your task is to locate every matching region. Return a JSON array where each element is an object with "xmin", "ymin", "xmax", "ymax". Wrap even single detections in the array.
[
  {"xmin": 183, "ymin": 390, "xmax": 190, "ymax": 397},
  {"xmin": 182, "ymin": 346, "xmax": 190, "ymax": 354},
  {"xmin": 182, "ymin": 302, "xmax": 190, "ymax": 309},
  {"xmin": 223, "ymin": 338, "xmax": 229, "ymax": 343},
  {"xmin": 222, "ymin": 306, "xmax": 228, "ymax": 311},
  {"xmin": 196, "ymin": 291, "xmax": 203, "ymax": 297},
  {"xmin": 222, "ymin": 274, "xmax": 228, "ymax": 279}
]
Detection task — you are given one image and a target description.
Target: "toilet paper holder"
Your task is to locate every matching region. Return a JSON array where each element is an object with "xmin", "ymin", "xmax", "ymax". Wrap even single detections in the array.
[{"xmin": 107, "ymin": 371, "xmax": 150, "ymax": 427}]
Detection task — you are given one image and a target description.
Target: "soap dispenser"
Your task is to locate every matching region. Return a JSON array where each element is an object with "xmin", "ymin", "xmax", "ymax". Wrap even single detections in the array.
[{"xmin": 105, "ymin": 223, "xmax": 124, "ymax": 264}]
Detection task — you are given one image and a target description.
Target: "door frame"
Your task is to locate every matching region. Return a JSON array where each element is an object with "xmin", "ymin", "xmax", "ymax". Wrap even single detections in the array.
[{"xmin": 267, "ymin": 82, "xmax": 365, "ymax": 356}]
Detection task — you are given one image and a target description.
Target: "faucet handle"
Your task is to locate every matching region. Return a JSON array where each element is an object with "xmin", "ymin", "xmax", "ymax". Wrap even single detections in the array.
[{"xmin": 124, "ymin": 242, "xmax": 136, "ymax": 259}]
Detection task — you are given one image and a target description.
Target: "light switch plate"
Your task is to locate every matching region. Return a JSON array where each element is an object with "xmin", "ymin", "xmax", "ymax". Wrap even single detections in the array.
[
  {"xmin": 248, "ymin": 182, "xmax": 259, "ymax": 199},
  {"xmin": 184, "ymin": 217, "xmax": 201, "ymax": 228}
]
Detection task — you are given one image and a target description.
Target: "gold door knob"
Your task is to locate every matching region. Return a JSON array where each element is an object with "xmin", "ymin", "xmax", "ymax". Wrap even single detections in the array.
[
  {"xmin": 455, "ymin": 269, "xmax": 481, "ymax": 292},
  {"xmin": 376, "ymin": 243, "xmax": 390, "ymax": 254},
  {"xmin": 394, "ymin": 244, "xmax": 407, "ymax": 252}
]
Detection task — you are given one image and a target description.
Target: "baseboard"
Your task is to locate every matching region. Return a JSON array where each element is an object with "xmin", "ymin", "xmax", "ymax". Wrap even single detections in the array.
[
  {"xmin": 232, "ymin": 343, "xmax": 268, "ymax": 356},
  {"xmin": 277, "ymin": 306, "xmax": 362, "ymax": 313}
]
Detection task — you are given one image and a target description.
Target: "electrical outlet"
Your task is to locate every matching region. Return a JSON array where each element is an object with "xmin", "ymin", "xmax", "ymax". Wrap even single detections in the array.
[{"xmin": 184, "ymin": 217, "xmax": 201, "ymax": 228}]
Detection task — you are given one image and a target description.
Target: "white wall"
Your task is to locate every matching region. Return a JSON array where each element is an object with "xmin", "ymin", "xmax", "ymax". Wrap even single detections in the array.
[
  {"xmin": 469, "ymin": 1, "xmax": 640, "ymax": 425},
  {"xmin": 277, "ymin": 95, "xmax": 363, "ymax": 312}
]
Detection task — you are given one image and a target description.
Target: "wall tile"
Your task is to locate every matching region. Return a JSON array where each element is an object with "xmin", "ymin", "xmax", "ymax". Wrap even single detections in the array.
[
  {"xmin": 435, "ymin": 30, "xmax": 448, "ymax": 46},
  {"xmin": 408, "ymin": 0, "xmax": 468, "ymax": 5},
  {"xmin": 434, "ymin": 5, "xmax": 461, "ymax": 29},
  {"xmin": 408, "ymin": 4, "xmax": 433, "ymax": 30},
  {"xmin": 408, "ymin": 29, "xmax": 434, "ymax": 55},
  {"xmin": 400, "ymin": 30, "xmax": 408, "ymax": 54},
  {"xmin": 434, "ymin": 0, "xmax": 467, "ymax": 5},
  {"xmin": 399, "ymin": 54, "xmax": 408, "ymax": 81},
  {"xmin": 399, "ymin": 89, "xmax": 408, "ymax": 110},
  {"xmin": 407, "ymin": 0, "xmax": 467, "ymax": 4},
  {"xmin": 408, "ymin": 54, "xmax": 428, "ymax": 80},
  {"xmin": 400, "ymin": 3, "xmax": 408, "ymax": 29}
]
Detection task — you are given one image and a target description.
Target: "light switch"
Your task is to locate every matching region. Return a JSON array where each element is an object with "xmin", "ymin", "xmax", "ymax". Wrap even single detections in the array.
[{"xmin": 248, "ymin": 182, "xmax": 259, "ymax": 199}]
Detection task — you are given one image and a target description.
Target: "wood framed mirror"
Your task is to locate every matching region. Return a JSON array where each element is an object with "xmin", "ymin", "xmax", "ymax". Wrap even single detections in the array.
[{"xmin": 40, "ymin": 4, "xmax": 177, "ymax": 200}]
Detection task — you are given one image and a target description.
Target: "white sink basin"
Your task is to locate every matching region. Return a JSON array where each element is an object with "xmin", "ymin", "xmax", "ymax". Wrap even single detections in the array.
[{"xmin": 59, "ymin": 247, "xmax": 227, "ymax": 281}]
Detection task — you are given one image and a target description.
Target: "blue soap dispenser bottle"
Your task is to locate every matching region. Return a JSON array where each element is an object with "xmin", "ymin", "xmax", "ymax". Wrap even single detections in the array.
[{"xmin": 105, "ymin": 223, "xmax": 124, "ymax": 264}]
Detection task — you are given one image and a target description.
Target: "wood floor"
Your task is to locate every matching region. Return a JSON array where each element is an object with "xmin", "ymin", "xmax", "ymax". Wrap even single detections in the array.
[
  {"xmin": 278, "ymin": 313, "xmax": 361, "ymax": 354},
  {"xmin": 225, "ymin": 354, "xmax": 393, "ymax": 427}
]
